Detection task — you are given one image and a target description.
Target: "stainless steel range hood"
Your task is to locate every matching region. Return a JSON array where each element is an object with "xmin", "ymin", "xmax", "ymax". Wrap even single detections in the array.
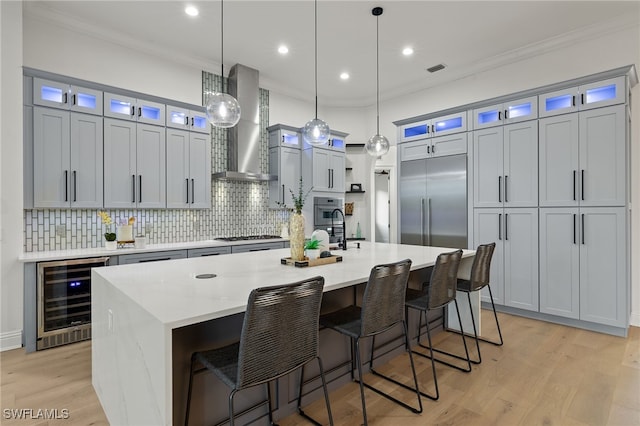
[{"xmin": 212, "ymin": 64, "xmax": 275, "ymax": 182}]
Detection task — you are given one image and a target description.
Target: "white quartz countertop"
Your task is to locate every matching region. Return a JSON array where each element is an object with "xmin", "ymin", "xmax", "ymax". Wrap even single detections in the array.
[
  {"xmin": 92, "ymin": 241, "xmax": 474, "ymax": 330},
  {"xmin": 18, "ymin": 238, "xmax": 286, "ymax": 263}
]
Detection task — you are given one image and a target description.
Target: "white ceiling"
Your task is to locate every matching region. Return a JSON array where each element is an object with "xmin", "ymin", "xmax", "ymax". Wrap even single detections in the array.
[{"xmin": 24, "ymin": 1, "xmax": 639, "ymax": 107}]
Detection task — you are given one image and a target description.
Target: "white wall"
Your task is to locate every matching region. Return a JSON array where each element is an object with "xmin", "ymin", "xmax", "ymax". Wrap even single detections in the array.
[
  {"xmin": 1, "ymin": 0, "xmax": 25, "ymax": 350},
  {"xmin": 2, "ymin": 10, "xmax": 638, "ymax": 350}
]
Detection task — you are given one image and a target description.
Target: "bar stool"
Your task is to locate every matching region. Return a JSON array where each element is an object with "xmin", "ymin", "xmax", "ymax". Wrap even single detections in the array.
[
  {"xmin": 319, "ymin": 259, "xmax": 422, "ymax": 426},
  {"xmin": 405, "ymin": 249, "xmax": 471, "ymax": 401},
  {"xmin": 185, "ymin": 276, "xmax": 333, "ymax": 426},
  {"xmin": 455, "ymin": 242, "xmax": 502, "ymax": 364}
]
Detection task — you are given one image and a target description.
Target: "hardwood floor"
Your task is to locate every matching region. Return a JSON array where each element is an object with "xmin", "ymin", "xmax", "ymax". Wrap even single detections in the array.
[{"xmin": 1, "ymin": 312, "xmax": 638, "ymax": 425}]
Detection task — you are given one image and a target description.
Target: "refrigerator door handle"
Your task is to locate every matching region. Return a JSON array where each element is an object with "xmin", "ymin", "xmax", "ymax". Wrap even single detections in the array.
[
  {"xmin": 420, "ymin": 198, "xmax": 425, "ymax": 245},
  {"xmin": 426, "ymin": 197, "xmax": 431, "ymax": 246}
]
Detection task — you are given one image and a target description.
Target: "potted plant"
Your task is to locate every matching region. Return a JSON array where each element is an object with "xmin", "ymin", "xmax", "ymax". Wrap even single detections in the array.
[
  {"xmin": 98, "ymin": 211, "xmax": 117, "ymax": 250},
  {"xmin": 304, "ymin": 237, "xmax": 321, "ymax": 260}
]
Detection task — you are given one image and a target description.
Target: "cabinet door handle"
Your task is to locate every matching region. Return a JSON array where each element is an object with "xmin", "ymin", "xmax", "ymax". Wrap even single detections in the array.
[
  {"xmin": 186, "ymin": 179, "xmax": 190, "ymax": 204},
  {"xmin": 191, "ymin": 179, "xmax": 195, "ymax": 204},
  {"xmin": 185, "ymin": 116, "xmax": 189, "ymax": 125},
  {"xmin": 73, "ymin": 170, "xmax": 77, "ymax": 202},
  {"xmin": 581, "ymin": 169, "xmax": 585, "ymax": 201},
  {"xmin": 132, "ymin": 175, "xmax": 136, "ymax": 203},
  {"xmin": 431, "ymin": 124, "xmax": 435, "ymax": 134},
  {"xmin": 191, "ymin": 117, "xmax": 194, "ymax": 127},
  {"xmin": 427, "ymin": 145, "xmax": 430, "ymax": 154},
  {"xmin": 573, "ymin": 214, "xmax": 577, "ymax": 244},
  {"xmin": 581, "ymin": 93, "xmax": 585, "ymax": 105},
  {"xmin": 573, "ymin": 170, "xmax": 577, "ymax": 201},
  {"xmin": 504, "ymin": 109, "xmax": 509, "ymax": 119},
  {"xmin": 72, "ymin": 94, "xmax": 76, "ymax": 106},
  {"xmin": 328, "ymin": 169, "xmax": 331, "ymax": 188},
  {"xmin": 139, "ymin": 175, "xmax": 142, "ymax": 203},
  {"xmin": 498, "ymin": 213, "xmax": 502, "ymax": 240},
  {"xmin": 432, "ymin": 144, "xmax": 435, "ymax": 154},
  {"xmin": 581, "ymin": 213, "xmax": 585, "ymax": 245},
  {"xmin": 64, "ymin": 170, "xmax": 68, "ymax": 202},
  {"xmin": 498, "ymin": 176, "xmax": 502, "ymax": 203},
  {"xmin": 138, "ymin": 107, "xmax": 142, "ymax": 117},
  {"xmin": 282, "ymin": 184, "xmax": 285, "ymax": 204},
  {"xmin": 498, "ymin": 111, "xmax": 502, "ymax": 121},
  {"xmin": 504, "ymin": 175, "xmax": 508, "ymax": 203},
  {"xmin": 131, "ymin": 106, "xmax": 135, "ymax": 116},
  {"xmin": 505, "ymin": 213, "xmax": 509, "ymax": 240},
  {"xmin": 572, "ymin": 95, "xmax": 576, "ymax": 107},
  {"xmin": 282, "ymin": 135, "xmax": 285, "ymax": 143},
  {"xmin": 62, "ymin": 93, "xmax": 68, "ymax": 104}
]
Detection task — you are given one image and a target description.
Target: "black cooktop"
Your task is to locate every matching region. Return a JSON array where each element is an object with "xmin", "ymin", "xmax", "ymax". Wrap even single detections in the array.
[{"xmin": 215, "ymin": 235, "xmax": 282, "ymax": 242}]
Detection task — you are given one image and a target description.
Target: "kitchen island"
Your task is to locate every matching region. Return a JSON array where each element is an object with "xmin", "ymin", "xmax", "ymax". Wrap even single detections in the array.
[{"xmin": 91, "ymin": 242, "xmax": 475, "ymax": 425}]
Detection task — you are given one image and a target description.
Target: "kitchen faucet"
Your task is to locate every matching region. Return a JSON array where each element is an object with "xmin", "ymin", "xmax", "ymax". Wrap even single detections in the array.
[{"xmin": 331, "ymin": 208, "xmax": 347, "ymax": 250}]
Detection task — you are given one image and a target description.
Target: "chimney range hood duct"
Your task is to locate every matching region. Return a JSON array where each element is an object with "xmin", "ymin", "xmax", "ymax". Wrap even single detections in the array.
[{"xmin": 212, "ymin": 64, "xmax": 276, "ymax": 182}]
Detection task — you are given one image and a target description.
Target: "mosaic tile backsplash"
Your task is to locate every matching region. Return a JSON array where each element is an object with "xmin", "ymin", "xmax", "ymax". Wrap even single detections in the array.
[{"xmin": 23, "ymin": 71, "xmax": 291, "ymax": 252}]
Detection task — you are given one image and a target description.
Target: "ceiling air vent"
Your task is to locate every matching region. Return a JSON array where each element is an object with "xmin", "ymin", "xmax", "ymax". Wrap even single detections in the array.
[{"xmin": 426, "ymin": 63, "xmax": 446, "ymax": 73}]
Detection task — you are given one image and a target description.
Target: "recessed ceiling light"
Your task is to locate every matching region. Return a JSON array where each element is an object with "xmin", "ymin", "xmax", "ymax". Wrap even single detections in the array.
[
  {"xmin": 278, "ymin": 45, "xmax": 289, "ymax": 55},
  {"xmin": 185, "ymin": 5, "xmax": 199, "ymax": 17},
  {"xmin": 402, "ymin": 47, "xmax": 414, "ymax": 56},
  {"xmin": 340, "ymin": 72, "xmax": 350, "ymax": 80}
]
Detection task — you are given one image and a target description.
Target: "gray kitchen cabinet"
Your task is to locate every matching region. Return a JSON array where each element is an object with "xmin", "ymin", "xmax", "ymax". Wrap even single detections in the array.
[
  {"xmin": 187, "ymin": 246, "xmax": 231, "ymax": 257},
  {"xmin": 397, "ymin": 110, "xmax": 468, "ymax": 143},
  {"xmin": 104, "ymin": 118, "xmax": 166, "ymax": 208},
  {"xmin": 472, "ymin": 95, "xmax": 537, "ymax": 129},
  {"xmin": 269, "ymin": 147, "xmax": 301, "ymax": 208},
  {"xmin": 399, "ymin": 132, "xmax": 467, "ymax": 161},
  {"xmin": 473, "ymin": 208, "xmax": 538, "ymax": 312},
  {"xmin": 268, "ymin": 124, "xmax": 302, "ymax": 209},
  {"xmin": 165, "ymin": 104, "xmax": 209, "ymax": 133},
  {"xmin": 540, "ymin": 207, "xmax": 627, "ymax": 327},
  {"xmin": 117, "ymin": 250, "xmax": 187, "ymax": 264},
  {"xmin": 539, "ymin": 105, "xmax": 625, "ymax": 207},
  {"xmin": 104, "ymin": 92, "xmax": 165, "ymax": 126},
  {"xmin": 538, "ymin": 76, "xmax": 626, "ymax": 118},
  {"xmin": 33, "ymin": 78, "xmax": 103, "ymax": 115},
  {"xmin": 303, "ymin": 147, "xmax": 345, "ymax": 193},
  {"xmin": 231, "ymin": 242, "xmax": 286, "ymax": 253},
  {"xmin": 166, "ymin": 128, "xmax": 211, "ymax": 209},
  {"xmin": 473, "ymin": 120, "xmax": 538, "ymax": 208},
  {"xmin": 33, "ymin": 106, "xmax": 103, "ymax": 208}
]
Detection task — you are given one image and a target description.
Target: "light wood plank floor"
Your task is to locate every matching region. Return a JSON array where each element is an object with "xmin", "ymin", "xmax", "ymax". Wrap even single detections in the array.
[{"xmin": 1, "ymin": 312, "xmax": 638, "ymax": 425}]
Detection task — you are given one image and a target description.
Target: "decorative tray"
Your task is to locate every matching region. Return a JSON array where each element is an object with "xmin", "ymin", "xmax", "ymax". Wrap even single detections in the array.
[{"xmin": 281, "ymin": 255, "xmax": 343, "ymax": 268}]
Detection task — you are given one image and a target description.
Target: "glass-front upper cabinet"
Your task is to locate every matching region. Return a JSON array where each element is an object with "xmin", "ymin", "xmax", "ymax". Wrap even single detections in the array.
[
  {"xmin": 268, "ymin": 124, "xmax": 301, "ymax": 149},
  {"xmin": 398, "ymin": 111, "xmax": 467, "ymax": 143},
  {"xmin": 33, "ymin": 78, "xmax": 103, "ymax": 115},
  {"xmin": 104, "ymin": 92, "xmax": 166, "ymax": 126},
  {"xmin": 327, "ymin": 130, "xmax": 347, "ymax": 151},
  {"xmin": 473, "ymin": 96, "xmax": 538, "ymax": 129},
  {"xmin": 538, "ymin": 76, "xmax": 626, "ymax": 118},
  {"xmin": 166, "ymin": 105, "xmax": 210, "ymax": 134}
]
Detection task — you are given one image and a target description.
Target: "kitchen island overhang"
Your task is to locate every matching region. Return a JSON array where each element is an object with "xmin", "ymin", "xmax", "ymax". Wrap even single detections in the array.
[{"xmin": 91, "ymin": 242, "xmax": 475, "ymax": 425}]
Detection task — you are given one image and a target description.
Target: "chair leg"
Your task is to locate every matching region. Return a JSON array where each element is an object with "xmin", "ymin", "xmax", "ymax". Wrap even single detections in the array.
[
  {"xmin": 184, "ymin": 355, "xmax": 196, "ymax": 426},
  {"xmin": 465, "ymin": 291, "xmax": 482, "ymax": 364},
  {"xmin": 424, "ymin": 321, "xmax": 440, "ymax": 401},
  {"xmin": 453, "ymin": 299, "xmax": 472, "ymax": 372},
  {"xmin": 318, "ymin": 357, "xmax": 334, "ymax": 426},
  {"xmin": 367, "ymin": 322, "xmax": 423, "ymax": 414},
  {"xmin": 486, "ymin": 286, "xmax": 504, "ymax": 346},
  {"xmin": 296, "ymin": 360, "xmax": 334, "ymax": 426},
  {"xmin": 266, "ymin": 381, "xmax": 275, "ymax": 425},
  {"xmin": 413, "ymin": 304, "xmax": 472, "ymax": 373},
  {"xmin": 228, "ymin": 389, "xmax": 238, "ymax": 426},
  {"xmin": 354, "ymin": 338, "xmax": 369, "ymax": 426}
]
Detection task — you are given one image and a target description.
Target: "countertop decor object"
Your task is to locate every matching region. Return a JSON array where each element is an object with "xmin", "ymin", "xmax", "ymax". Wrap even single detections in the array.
[
  {"xmin": 98, "ymin": 211, "xmax": 116, "ymax": 247},
  {"xmin": 289, "ymin": 176, "xmax": 312, "ymax": 261},
  {"xmin": 281, "ymin": 254, "xmax": 342, "ymax": 267}
]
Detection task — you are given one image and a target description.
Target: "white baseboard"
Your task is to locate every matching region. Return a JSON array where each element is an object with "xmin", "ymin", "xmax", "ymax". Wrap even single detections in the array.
[
  {"xmin": 630, "ymin": 311, "xmax": 640, "ymax": 328},
  {"xmin": 0, "ymin": 330, "xmax": 22, "ymax": 352}
]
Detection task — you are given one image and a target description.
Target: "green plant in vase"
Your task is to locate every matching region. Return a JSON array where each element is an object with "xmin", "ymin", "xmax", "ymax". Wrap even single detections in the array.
[
  {"xmin": 289, "ymin": 177, "xmax": 312, "ymax": 261},
  {"xmin": 304, "ymin": 238, "xmax": 320, "ymax": 250},
  {"xmin": 98, "ymin": 211, "xmax": 116, "ymax": 241}
]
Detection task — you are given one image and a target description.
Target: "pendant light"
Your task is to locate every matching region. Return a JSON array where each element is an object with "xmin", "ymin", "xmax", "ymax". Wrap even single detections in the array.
[
  {"xmin": 302, "ymin": 0, "xmax": 330, "ymax": 146},
  {"xmin": 205, "ymin": 0, "xmax": 241, "ymax": 128},
  {"xmin": 365, "ymin": 7, "xmax": 390, "ymax": 157}
]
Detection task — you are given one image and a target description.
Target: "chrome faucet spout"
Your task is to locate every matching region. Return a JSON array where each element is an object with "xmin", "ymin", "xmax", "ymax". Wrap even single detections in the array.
[{"xmin": 331, "ymin": 208, "xmax": 347, "ymax": 251}]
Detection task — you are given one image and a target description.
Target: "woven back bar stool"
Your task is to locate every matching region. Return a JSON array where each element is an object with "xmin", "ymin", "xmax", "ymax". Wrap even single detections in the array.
[
  {"xmin": 405, "ymin": 249, "xmax": 471, "ymax": 401},
  {"xmin": 185, "ymin": 276, "xmax": 333, "ymax": 426},
  {"xmin": 454, "ymin": 242, "xmax": 502, "ymax": 364},
  {"xmin": 319, "ymin": 259, "xmax": 422, "ymax": 426}
]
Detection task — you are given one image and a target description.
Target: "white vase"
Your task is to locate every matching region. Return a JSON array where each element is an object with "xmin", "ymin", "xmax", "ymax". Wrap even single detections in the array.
[
  {"xmin": 306, "ymin": 249, "xmax": 320, "ymax": 260},
  {"xmin": 105, "ymin": 241, "xmax": 117, "ymax": 250}
]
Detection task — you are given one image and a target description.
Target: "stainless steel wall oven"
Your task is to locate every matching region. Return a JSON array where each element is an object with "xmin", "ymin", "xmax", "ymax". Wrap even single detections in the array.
[{"xmin": 36, "ymin": 257, "xmax": 109, "ymax": 350}]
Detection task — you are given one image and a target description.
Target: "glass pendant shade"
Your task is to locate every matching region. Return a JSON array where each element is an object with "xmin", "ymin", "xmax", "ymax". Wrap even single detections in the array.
[
  {"xmin": 365, "ymin": 133, "xmax": 390, "ymax": 156},
  {"xmin": 302, "ymin": 118, "xmax": 330, "ymax": 146},
  {"xmin": 205, "ymin": 91, "xmax": 241, "ymax": 128}
]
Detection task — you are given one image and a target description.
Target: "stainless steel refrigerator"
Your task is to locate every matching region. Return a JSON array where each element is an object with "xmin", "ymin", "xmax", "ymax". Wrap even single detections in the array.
[{"xmin": 400, "ymin": 154, "xmax": 467, "ymax": 248}]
